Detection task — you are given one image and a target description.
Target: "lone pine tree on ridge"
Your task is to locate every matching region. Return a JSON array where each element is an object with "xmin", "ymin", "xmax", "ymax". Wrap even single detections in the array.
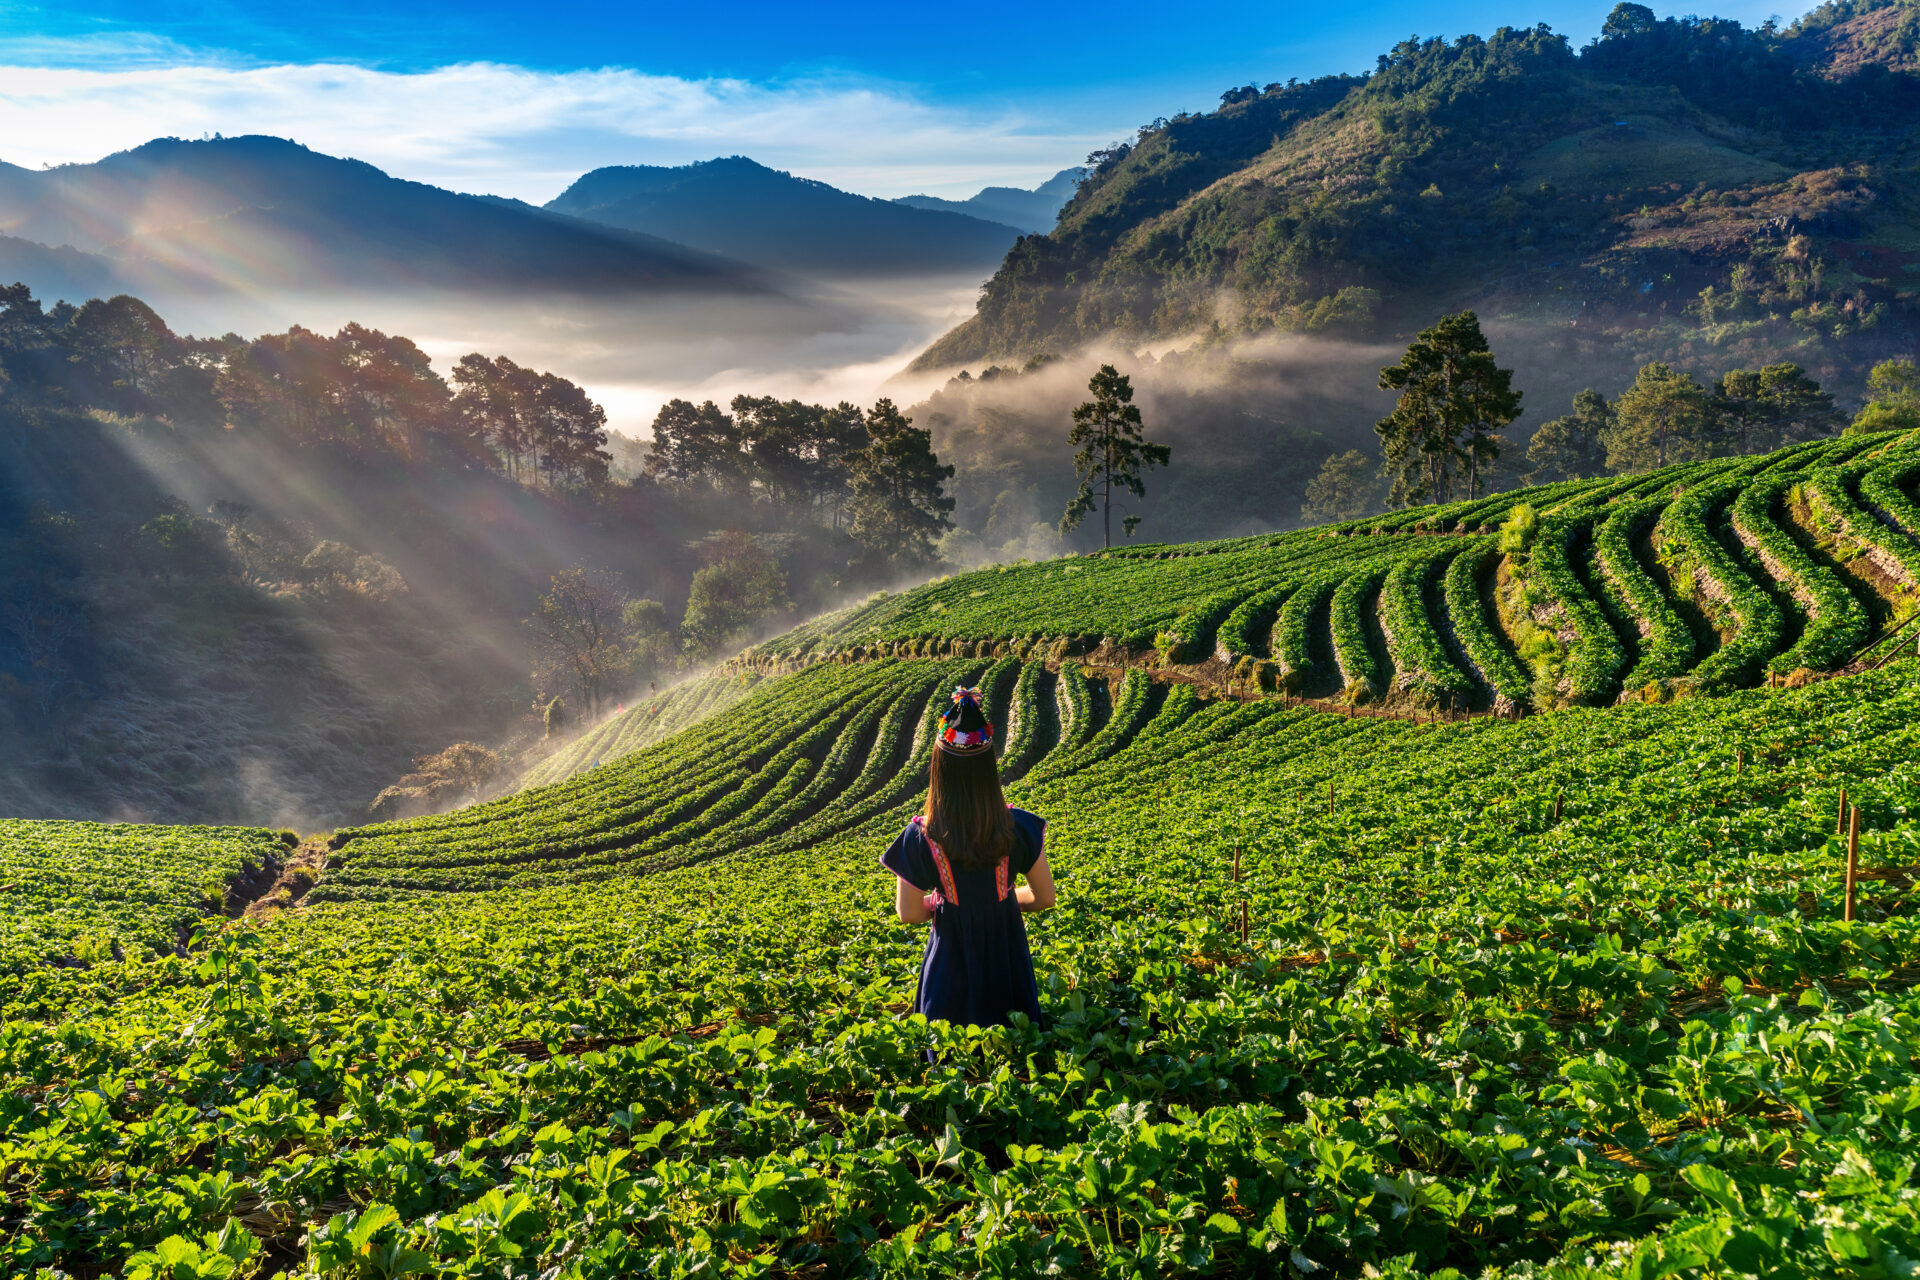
[{"xmin": 1059, "ymin": 364, "xmax": 1171, "ymax": 549}]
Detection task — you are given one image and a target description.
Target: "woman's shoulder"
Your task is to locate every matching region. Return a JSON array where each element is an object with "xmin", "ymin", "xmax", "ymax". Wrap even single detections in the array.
[{"xmin": 1008, "ymin": 806, "xmax": 1047, "ymax": 853}]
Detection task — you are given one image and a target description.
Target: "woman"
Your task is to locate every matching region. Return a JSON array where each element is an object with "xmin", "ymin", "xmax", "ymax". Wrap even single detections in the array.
[{"xmin": 882, "ymin": 685, "xmax": 1057, "ymax": 1028}]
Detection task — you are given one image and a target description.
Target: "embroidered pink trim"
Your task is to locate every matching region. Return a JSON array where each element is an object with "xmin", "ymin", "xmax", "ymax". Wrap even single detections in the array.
[{"xmin": 913, "ymin": 815, "xmax": 1012, "ymax": 906}]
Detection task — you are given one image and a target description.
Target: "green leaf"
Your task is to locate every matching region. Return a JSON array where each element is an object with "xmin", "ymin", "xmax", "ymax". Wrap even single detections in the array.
[{"xmin": 1681, "ymin": 1163, "xmax": 1744, "ymax": 1215}]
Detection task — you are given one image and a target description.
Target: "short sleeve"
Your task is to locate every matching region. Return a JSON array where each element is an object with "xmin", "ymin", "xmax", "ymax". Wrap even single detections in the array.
[
  {"xmin": 881, "ymin": 821, "xmax": 936, "ymax": 891},
  {"xmin": 1009, "ymin": 808, "xmax": 1046, "ymax": 876}
]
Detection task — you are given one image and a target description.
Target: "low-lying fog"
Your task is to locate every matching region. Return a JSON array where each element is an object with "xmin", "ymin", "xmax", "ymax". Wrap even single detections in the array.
[{"xmin": 144, "ymin": 271, "xmax": 992, "ymax": 441}]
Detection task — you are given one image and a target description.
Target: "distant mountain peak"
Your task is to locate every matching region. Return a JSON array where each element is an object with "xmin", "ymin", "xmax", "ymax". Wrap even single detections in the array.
[
  {"xmin": 0, "ymin": 135, "xmax": 772, "ymax": 301},
  {"xmin": 547, "ymin": 156, "xmax": 1023, "ymax": 277},
  {"xmin": 892, "ymin": 167, "xmax": 1086, "ymax": 235}
]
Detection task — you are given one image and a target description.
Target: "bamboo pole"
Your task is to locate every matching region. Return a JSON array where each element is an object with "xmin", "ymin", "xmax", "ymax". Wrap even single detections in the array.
[{"xmin": 1845, "ymin": 806, "xmax": 1861, "ymax": 923}]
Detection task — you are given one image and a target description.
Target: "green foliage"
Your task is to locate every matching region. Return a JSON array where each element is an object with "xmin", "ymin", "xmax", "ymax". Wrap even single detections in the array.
[
  {"xmin": 1330, "ymin": 563, "xmax": 1390, "ymax": 697},
  {"xmin": 0, "ymin": 821, "xmax": 284, "ymax": 970},
  {"xmin": 1153, "ymin": 591, "xmax": 1241, "ymax": 665},
  {"xmin": 1528, "ymin": 518, "xmax": 1629, "ymax": 702},
  {"xmin": 1443, "ymin": 544, "xmax": 1530, "ymax": 701},
  {"xmin": 1714, "ymin": 362, "xmax": 1844, "ymax": 453},
  {"xmin": 1594, "ymin": 497, "xmax": 1695, "ymax": 685},
  {"xmin": 680, "ymin": 531, "xmax": 792, "ymax": 661},
  {"xmin": 1059, "ymin": 365, "xmax": 1171, "ymax": 547},
  {"xmin": 1853, "ymin": 358, "xmax": 1920, "ymax": 434},
  {"xmin": 1375, "ymin": 311, "xmax": 1521, "ymax": 507},
  {"xmin": 1300, "ymin": 449, "xmax": 1380, "ymax": 524},
  {"xmin": 1732, "ymin": 476, "xmax": 1868, "ymax": 672},
  {"xmin": 1607, "ymin": 362, "xmax": 1714, "ymax": 473},
  {"xmin": 15, "ymin": 649, "xmax": 1920, "ymax": 1274},
  {"xmin": 1525, "ymin": 388, "xmax": 1614, "ymax": 483},
  {"xmin": 1660, "ymin": 481, "xmax": 1786, "ymax": 689},
  {"xmin": 1497, "ymin": 502, "xmax": 1540, "ymax": 554},
  {"xmin": 846, "ymin": 399, "xmax": 956, "ymax": 567}
]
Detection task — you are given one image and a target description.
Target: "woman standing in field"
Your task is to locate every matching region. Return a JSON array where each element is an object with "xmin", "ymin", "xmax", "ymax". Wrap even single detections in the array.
[{"xmin": 883, "ymin": 685, "xmax": 1056, "ymax": 1028}]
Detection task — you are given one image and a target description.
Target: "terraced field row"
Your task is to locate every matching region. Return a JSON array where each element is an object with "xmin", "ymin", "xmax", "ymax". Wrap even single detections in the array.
[
  {"xmin": 316, "ymin": 657, "xmax": 1172, "ymax": 903},
  {"xmin": 746, "ymin": 431, "xmax": 1920, "ymax": 712}
]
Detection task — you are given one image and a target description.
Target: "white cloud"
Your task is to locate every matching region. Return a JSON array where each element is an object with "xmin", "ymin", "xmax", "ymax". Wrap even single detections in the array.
[{"xmin": 0, "ymin": 59, "xmax": 1106, "ymax": 201}]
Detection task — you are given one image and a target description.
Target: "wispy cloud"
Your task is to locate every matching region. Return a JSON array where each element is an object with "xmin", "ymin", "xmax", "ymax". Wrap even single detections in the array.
[{"xmin": 0, "ymin": 59, "xmax": 1107, "ymax": 200}]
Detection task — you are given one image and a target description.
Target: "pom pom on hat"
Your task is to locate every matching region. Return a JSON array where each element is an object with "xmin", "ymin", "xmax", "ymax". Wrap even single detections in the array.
[{"xmin": 938, "ymin": 685, "xmax": 993, "ymax": 754}]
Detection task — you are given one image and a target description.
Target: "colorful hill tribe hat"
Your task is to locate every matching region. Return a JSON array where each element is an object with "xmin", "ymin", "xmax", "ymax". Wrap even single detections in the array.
[{"xmin": 937, "ymin": 686, "xmax": 994, "ymax": 755}]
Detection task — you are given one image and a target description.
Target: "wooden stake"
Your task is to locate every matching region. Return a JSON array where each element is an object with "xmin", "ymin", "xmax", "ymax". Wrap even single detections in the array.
[
  {"xmin": 1552, "ymin": 792, "xmax": 1563, "ymax": 824},
  {"xmin": 1736, "ymin": 748, "xmax": 1743, "ymax": 775},
  {"xmin": 1233, "ymin": 847, "xmax": 1242, "ymax": 883},
  {"xmin": 1240, "ymin": 899, "xmax": 1249, "ymax": 946},
  {"xmin": 1837, "ymin": 788, "xmax": 1849, "ymax": 836},
  {"xmin": 1845, "ymin": 806, "xmax": 1861, "ymax": 923},
  {"xmin": 1328, "ymin": 781, "xmax": 1335, "ymax": 816}
]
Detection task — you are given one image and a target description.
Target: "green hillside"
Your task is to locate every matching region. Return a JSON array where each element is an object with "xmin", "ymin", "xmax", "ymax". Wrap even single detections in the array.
[
  {"xmin": 915, "ymin": 1, "xmax": 1920, "ymax": 393},
  {"xmin": 7, "ymin": 430, "xmax": 1920, "ymax": 1276}
]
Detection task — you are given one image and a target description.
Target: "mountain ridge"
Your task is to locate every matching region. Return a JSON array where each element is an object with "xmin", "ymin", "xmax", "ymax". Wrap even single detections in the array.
[
  {"xmin": 544, "ymin": 155, "xmax": 1024, "ymax": 276},
  {"xmin": 0, "ymin": 135, "xmax": 772, "ymax": 301},
  {"xmin": 892, "ymin": 167, "xmax": 1086, "ymax": 233}
]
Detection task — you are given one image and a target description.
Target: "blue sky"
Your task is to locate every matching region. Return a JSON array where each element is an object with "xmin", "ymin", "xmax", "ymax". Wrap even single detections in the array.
[{"xmin": 0, "ymin": 0, "xmax": 1804, "ymax": 200}]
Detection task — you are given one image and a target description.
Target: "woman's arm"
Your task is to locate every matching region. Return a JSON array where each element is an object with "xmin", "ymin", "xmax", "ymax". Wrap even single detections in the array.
[
  {"xmin": 1015, "ymin": 852, "xmax": 1056, "ymax": 913},
  {"xmin": 895, "ymin": 876, "xmax": 934, "ymax": 924}
]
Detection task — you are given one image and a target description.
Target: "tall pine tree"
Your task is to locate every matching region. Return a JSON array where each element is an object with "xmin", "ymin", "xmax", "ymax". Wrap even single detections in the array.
[
  {"xmin": 1375, "ymin": 311, "xmax": 1521, "ymax": 505},
  {"xmin": 847, "ymin": 399, "xmax": 955, "ymax": 567},
  {"xmin": 1060, "ymin": 365, "xmax": 1171, "ymax": 547}
]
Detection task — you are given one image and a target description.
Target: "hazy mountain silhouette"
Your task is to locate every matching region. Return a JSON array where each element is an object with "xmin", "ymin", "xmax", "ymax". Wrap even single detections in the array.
[
  {"xmin": 893, "ymin": 168, "xmax": 1085, "ymax": 234},
  {"xmin": 545, "ymin": 156, "xmax": 1022, "ymax": 276},
  {"xmin": 0, "ymin": 234, "xmax": 120, "ymax": 303},
  {"xmin": 0, "ymin": 136, "xmax": 769, "ymax": 299}
]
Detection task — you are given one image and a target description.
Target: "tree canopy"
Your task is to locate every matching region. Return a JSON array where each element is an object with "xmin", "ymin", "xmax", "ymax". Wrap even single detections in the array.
[
  {"xmin": 1060, "ymin": 365, "xmax": 1171, "ymax": 546},
  {"xmin": 1375, "ymin": 311, "xmax": 1522, "ymax": 507},
  {"xmin": 846, "ymin": 400, "xmax": 955, "ymax": 567}
]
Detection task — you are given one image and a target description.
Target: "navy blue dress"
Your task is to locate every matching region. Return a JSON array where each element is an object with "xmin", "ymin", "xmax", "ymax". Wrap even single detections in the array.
[{"xmin": 881, "ymin": 807, "xmax": 1046, "ymax": 1028}]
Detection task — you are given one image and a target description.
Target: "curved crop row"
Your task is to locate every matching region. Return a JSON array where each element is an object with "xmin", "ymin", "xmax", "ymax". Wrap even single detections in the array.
[
  {"xmin": 1029, "ymin": 670, "xmax": 1152, "ymax": 782},
  {"xmin": 1732, "ymin": 477, "xmax": 1868, "ymax": 674},
  {"xmin": 1330, "ymin": 565, "xmax": 1390, "ymax": 695},
  {"xmin": 1806, "ymin": 464, "xmax": 1920, "ymax": 588},
  {"xmin": 1442, "ymin": 544, "xmax": 1530, "ymax": 703},
  {"xmin": 1661, "ymin": 482, "xmax": 1785, "ymax": 690},
  {"xmin": 1154, "ymin": 589, "xmax": 1247, "ymax": 664},
  {"xmin": 1593, "ymin": 497, "xmax": 1694, "ymax": 688},
  {"xmin": 1379, "ymin": 546, "xmax": 1475, "ymax": 704},
  {"xmin": 1274, "ymin": 576, "xmax": 1340, "ymax": 690},
  {"xmin": 1860, "ymin": 453, "xmax": 1920, "ymax": 546},
  {"xmin": 1528, "ymin": 519, "xmax": 1626, "ymax": 702},
  {"xmin": 1215, "ymin": 582, "xmax": 1293, "ymax": 662},
  {"xmin": 996, "ymin": 660, "xmax": 1045, "ymax": 774}
]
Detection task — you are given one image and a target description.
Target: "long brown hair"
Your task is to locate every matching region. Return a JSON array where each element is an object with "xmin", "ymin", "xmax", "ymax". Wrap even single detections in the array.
[{"xmin": 926, "ymin": 747, "xmax": 1014, "ymax": 871}]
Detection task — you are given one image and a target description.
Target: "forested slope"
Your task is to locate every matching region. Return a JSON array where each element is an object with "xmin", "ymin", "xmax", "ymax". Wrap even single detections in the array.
[
  {"xmin": 916, "ymin": 0, "xmax": 1920, "ymax": 397},
  {"xmin": 7, "ymin": 430, "xmax": 1920, "ymax": 1276}
]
